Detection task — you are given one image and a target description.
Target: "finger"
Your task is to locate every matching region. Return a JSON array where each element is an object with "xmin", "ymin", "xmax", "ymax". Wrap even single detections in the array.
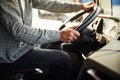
[
  {"xmin": 68, "ymin": 34, "xmax": 76, "ymax": 41},
  {"xmin": 70, "ymin": 26, "xmax": 78, "ymax": 29},
  {"xmin": 71, "ymin": 35, "xmax": 77, "ymax": 41},
  {"xmin": 72, "ymin": 30, "xmax": 80, "ymax": 37},
  {"xmin": 87, "ymin": 2, "xmax": 95, "ymax": 7},
  {"xmin": 65, "ymin": 32, "xmax": 78, "ymax": 42},
  {"xmin": 63, "ymin": 37, "xmax": 72, "ymax": 43}
]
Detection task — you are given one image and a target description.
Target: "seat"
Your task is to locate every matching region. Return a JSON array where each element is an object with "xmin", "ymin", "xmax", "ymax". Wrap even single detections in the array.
[{"xmin": 0, "ymin": 68, "xmax": 43, "ymax": 80}]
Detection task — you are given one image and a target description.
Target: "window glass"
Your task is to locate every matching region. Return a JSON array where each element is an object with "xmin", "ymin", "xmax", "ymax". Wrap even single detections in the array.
[
  {"xmin": 82, "ymin": 0, "xmax": 94, "ymax": 3},
  {"xmin": 112, "ymin": 0, "xmax": 120, "ymax": 17}
]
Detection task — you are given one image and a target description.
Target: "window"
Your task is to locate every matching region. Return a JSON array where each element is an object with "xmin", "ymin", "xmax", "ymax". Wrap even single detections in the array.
[
  {"xmin": 112, "ymin": 0, "xmax": 120, "ymax": 17},
  {"xmin": 81, "ymin": 0, "xmax": 94, "ymax": 3}
]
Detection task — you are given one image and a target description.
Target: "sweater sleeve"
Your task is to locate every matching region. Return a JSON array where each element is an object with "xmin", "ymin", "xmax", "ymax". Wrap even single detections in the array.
[
  {"xmin": 32, "ymin": 0, "xmax": 81, "ymax": 13},
  {"xmin": 0, "ymin": 0, "xmax": 60, "ymax": 45},
  {"xmin": 12, "ymin": 21, "xmax": 60, "ymax": 45}
]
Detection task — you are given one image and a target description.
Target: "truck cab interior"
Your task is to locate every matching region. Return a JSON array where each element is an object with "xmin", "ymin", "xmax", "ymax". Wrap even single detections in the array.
[
  {"xmin": 0, "ymin": 0, "xmax": 120, "ymax": 80},
  {"xmin": 60, "ymin": 0, "xmax": 120, "ymax": 80}
]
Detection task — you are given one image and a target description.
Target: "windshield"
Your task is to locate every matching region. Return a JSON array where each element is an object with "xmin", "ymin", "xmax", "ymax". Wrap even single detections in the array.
[
  {"xmin": 95, "ymin": 0, "xmax": 120, "ymax": 18},
  {"xmin": 112, "ymin": 0, "xmax": 120, "ymax": 18}
]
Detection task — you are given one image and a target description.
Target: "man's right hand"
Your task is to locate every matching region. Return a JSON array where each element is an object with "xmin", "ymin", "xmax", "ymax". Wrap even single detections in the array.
[{"xmin": 60, "ymin": 28, "xmax": 80, "ymax": 43}]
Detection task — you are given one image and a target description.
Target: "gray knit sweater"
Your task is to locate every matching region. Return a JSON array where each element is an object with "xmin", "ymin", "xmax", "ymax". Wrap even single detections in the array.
[{"xmin": 0, "ymin": 0, "xmax": 81, "ymax": 63}]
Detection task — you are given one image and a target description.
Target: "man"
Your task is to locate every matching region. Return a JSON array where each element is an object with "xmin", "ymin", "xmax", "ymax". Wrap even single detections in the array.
[{"xmin": 0, "ymin": 0, "xmax": 95, "ymax": 80}]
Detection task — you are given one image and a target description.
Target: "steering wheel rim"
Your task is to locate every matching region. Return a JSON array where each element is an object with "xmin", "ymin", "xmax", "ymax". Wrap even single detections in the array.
[
  {"xmin": 60, "ymin": 5, "xmax": 101, "ymax": 32},
  {"xmin": 55, "ymin": 5, "xmax": 101, "ymax": 44},
  {"xmin": 76, "ymin": 5, "xmax": 101, "ymax": 32}
]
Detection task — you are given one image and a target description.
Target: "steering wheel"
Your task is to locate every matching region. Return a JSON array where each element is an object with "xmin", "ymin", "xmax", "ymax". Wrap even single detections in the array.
[
  {"xmin": 60, "ymin": 5, "xmax": 101, "ymax": 33},
  {"xmin": 53, "ymin": 5, "xmax": 101, "ymax": 45}
]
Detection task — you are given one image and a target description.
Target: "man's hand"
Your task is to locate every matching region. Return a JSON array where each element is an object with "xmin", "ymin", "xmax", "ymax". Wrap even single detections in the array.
[
  {"xmin": 81, "ymin": 1, "xmax": 95, "ymax": 11},
  {"xmin": 60, "ymin": 26, "xmax": 80, "ymax": 43}
]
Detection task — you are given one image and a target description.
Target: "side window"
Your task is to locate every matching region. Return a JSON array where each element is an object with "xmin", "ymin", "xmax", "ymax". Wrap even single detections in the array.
[
  {"xmin": 37, "ymin": 0, "xmax": 78, "ymax": 22},
  {"xmin": 81, "ymin": 0, "xmax": 94, "ymax": 3},
  {"xmin": 32, "ymin": 0, "xmax": 80, "ymax": 30},
  {"xmin": 112, "ymin": 0, "xmax": 120, "ymax": 18}
]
